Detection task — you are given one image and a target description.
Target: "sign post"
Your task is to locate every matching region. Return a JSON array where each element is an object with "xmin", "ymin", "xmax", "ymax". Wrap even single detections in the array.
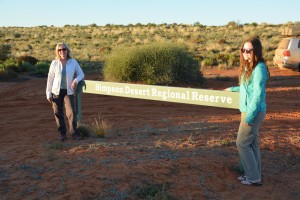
[{"xmin": 76, "ymin": 80, "xmax": 86, "ymax": 124}]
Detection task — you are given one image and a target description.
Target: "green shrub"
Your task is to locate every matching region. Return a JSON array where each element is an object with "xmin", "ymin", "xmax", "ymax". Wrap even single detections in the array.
[
  {"xmin": 228, "ymin": 53, "xmax": 239, "ymax": 67},
  {"xmin": 0, "ymin": 44, "xmax": 11, "ymax": 61},
  {"xmin": 0, "ymin": 67, "xmax": 18, "ymax": 81},
  {"xmin": 76, "ymin": 124, "xmax": 93, "ymax": 138},
  {"xmin": 2, "ymin": 58, "xmax": 35, "ymax": 73},
  {"xmin": 216, "ymin": 54, "xmax": 229, "ymax": 65},
  {"xmin": 13, "ymin": 33, "xmax": 21, "ymax": 38},
  {"xmin": 1, "ymin": 58, "xmax": 20, "ymax": 72},
  {"xmin": 20, "ymin": 62, "xmax": 34, "ymax": 72},
  {"xmin": 17, "ymin": 55, "xmax": 38, "ymax": 65},
  {"xmin": 201, "ymin": 57, "xmax": 218, "ymax": 67},
  {"xmin": 0, "ymin": 58, "xmax": 19, "ymax": 81},
  {"xmin": 78, "ymin": 60, "xmax": 103, "ymax": 73},
  {"xmin": 34, "ymin": 62, "xmax": 50, "ymax": 76},
  {"xmin": 103, "ymin": 42, "xmax": 203, "ymax": 85}
]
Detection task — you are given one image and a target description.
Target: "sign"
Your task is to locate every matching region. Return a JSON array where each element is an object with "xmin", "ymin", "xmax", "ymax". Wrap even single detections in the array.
[{"xmin": 83, "ymin": 80, "xmax": 239, "ymax": 109}]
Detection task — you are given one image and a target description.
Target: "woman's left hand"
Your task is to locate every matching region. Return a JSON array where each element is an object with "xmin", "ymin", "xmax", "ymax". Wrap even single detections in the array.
[{"xmin": 71, "ymin": 81, "xmax": 77, "ymax": 90}]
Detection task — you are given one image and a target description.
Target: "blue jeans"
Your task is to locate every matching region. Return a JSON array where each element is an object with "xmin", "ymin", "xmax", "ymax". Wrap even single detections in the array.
[{"xmin": 236, "ymin": 112, "xmax": 265, "ymax": 182}]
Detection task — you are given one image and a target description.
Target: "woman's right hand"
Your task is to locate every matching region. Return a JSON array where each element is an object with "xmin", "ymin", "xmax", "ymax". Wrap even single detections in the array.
[
  {"xmin": 224, "ymin": 88, "xmax": 231, "ymax": 92},
  {"xmin": 47, "ymin": 97, "xmax": 53, "ymax": 104}
]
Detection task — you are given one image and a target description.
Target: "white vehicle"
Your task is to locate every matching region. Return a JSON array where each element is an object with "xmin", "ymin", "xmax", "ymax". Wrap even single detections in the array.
[
  {"xmin": 273, "ymin": 37, "xmax": 300, "ymax": 71},
  {"xmin": 273, "ymin": 26, "xmax": 300, "ymax": 71}
]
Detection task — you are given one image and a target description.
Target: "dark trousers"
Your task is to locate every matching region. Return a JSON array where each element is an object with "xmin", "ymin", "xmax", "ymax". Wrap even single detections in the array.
[{"xmin": 52, "ymin": 89, "xmax": 77, "ymax": 134}]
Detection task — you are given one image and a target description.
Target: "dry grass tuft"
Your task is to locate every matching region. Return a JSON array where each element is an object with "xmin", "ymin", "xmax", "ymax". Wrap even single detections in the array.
[{"xmin": 89, "ymin": 114, "xmax": 113, "ymax": 138}]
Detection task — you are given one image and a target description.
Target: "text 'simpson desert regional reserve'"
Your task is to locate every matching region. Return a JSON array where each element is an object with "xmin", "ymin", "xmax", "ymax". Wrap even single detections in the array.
[{"xmin": 83, "ymin": 80, "xmax": 239, "ymax": 109}]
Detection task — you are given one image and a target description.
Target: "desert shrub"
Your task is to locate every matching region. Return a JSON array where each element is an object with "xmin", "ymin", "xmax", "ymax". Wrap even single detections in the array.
[
  {"xmin": 20, "ymin": 62, "xmax": 34, "ymax": 72},
  {"xmin": 227, "ymin": 53, "xmax": 240, "ymax": 67},
  {"xmin": 78, "ymin": 60, "xmax": 103, "ymax": 73},
  {"xmin": 103, "ymin": 42, "xmax": 203, "ymax": 85},
  {"xmin": 220, "ymin": 138, "xmax": 233, "ymax": 146},
  {"xmin": 201, "ymin": 57, "xmax": 218, "ymax": 67},
  {"xmin": 227, "ymin": 21, "xmax": 239, "ymax": 27},
  {"xmin": 0, "ymin": 58, "xmax": 33, "ymax": 73},
  {"xmin": 0, "ymin": 67, "xmax": 18, "ymax": 81},
  {"xmin": 0, "ymin": 44, "xmax": 11, "ymax": 61},
  {"xmin": 1, "ymin": 58, "xmax": 20, "ymax": 72},
  {"xmin": 76, "ymin": 124, "xmax": 94, "ymax": 138},
  {"xmin": 17, "ymin": 55, "xmax": 38, "ymax": 65},
  {"xmin": 0, "ymin": 31, "xmax": 4, "ymax": 38},
  {"xmin": 0, "ymin": 58, "xmax": 20, "ymax": 81},
  {"xmin": 218, "ymin": 39, "xmax": 227, "ymax": 45},
  {"xmin": 89, "ymin": 115, "xmax": 113, "ymax": 138},
  {"xmin": 13, "ymin": 33, "xmax": 21, "ymax": 38},
  {"xmin": 216, "ymin": 54, "xmax": 229, "ymax": 64},
  {"xmin": 34, "ymin": 62, "xmax": 50, "ymax": 76},
  {"xmin": 250, "ymin": 22, "xmax": 258, "ymax": 27}
]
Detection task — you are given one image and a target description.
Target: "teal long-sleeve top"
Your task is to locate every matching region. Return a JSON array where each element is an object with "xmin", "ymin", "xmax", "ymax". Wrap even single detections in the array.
[{"xmin": 228, "ymin": 62, "xmax": 269, "ymax": 124}]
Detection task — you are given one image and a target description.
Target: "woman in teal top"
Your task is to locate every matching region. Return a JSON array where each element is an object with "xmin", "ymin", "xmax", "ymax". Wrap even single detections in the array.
[{"xmin": 225, "ymin": 36, "xmax": 269, "ymax": 186}]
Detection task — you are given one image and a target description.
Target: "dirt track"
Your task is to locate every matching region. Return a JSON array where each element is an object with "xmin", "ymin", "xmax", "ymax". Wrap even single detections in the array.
[{"xmin": 0, "ymin": 68, "xmax": 299, "ymax": 199}]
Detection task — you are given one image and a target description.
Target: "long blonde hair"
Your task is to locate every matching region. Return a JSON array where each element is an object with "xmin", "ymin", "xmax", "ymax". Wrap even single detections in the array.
[{"xmin": 55, "ymin": 42, "xmax": 72, "ymax": 59}]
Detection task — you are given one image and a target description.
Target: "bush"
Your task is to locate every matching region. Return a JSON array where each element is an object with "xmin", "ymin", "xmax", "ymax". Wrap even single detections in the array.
[
  {"xmin": 0, "ymin": 44, "xmax": 11, "ymax": 61},
  {"xmin": 33, "ymin": 62, "xmax": 50, "ymax": 77},
  {"xmin": 1, "ymin": 58, "xmax": 34, "ymax": 73},
  {"xmin": 0, "ymin": 68, "xmax": 18, "ymax": 81},
  {"xmin": 90, "ymin": 115, "xmax": 113, "ymax": 138},
  {"xmin": 20, "ymin": 62, "xmax": 34, "ymax": 72},
  {"xmin": 201, "ymin": 57, "xmax": 217, "ymax": 67},
  {"xmin": 1, "ymin": 58, "xmax": 19, "ymax": 72},
  {"xmin": 228, "ymin": 53, "xmax": 239, "ymax": 67},
  {"xmin": 17, "ymin": 55, "xmax": 38, "ymax": 65},
  {"xmin": 13, "ymin": 33, "xmax": 21, "ymax": 38},
  {"xmin": 76, "ymin": 124, "xmax": 93, "ymax": 138},
  {"xmin": 78, "ymin": 60, "xmax": 103, "ymax": 74},
  {"xmin": 103, "ymin": 42, "xmax": 203, "ymax": 85},
  {"xmin": 0, "ymin": 58, "xmax": 19, "ymax": 81}
]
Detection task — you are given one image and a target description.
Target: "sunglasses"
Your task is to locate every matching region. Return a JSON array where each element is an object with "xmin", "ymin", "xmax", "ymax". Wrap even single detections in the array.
[
  {"xmin": 58, "ymin": 48, "xmax": 67, "ymax": 52},
  {"xmin": 241, "ymin": 48, "xmax": 252, "ymax": 54}
]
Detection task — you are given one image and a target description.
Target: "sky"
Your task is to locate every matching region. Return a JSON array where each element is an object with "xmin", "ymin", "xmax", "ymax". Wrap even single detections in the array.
[{"xmin": 0, "ymin": 0, "xmax": 299, "ymax": 27}]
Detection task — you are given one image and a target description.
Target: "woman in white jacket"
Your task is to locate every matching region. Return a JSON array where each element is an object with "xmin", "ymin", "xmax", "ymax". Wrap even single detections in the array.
[{"xmin": 46, "ymin": 42, "xmax": 84, "ymax": 141}]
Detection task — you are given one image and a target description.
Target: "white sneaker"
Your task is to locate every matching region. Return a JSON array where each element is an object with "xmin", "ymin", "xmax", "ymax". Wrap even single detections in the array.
[
  {"xmin": 241, "ymin": 179, "xmax": 262, "ymax": 186},
  {"xmin": 237, "ymin": 175, "xmax": 246, "ymax": 181}
]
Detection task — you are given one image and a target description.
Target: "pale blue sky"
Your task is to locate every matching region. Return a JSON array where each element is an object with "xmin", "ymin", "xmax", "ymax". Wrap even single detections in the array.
[{"xmin": 0, "ymin": 0, "xmax": 299, "ymax": 27}]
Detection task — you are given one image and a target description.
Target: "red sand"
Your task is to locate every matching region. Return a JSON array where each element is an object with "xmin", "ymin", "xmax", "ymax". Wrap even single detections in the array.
[{"xmin": 0, "ymin": 68, "xmax": 299, "ymax": 199}]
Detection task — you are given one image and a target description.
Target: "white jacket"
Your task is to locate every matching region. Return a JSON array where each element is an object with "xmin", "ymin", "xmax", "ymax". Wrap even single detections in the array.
[{"xmin": 46, "ymin": 58, "xmax": 84, "ymax": 99}]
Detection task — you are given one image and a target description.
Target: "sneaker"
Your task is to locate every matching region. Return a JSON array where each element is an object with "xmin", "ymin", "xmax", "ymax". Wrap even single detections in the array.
[
  {"xmin": 72, "ymin": 132, "xmax": 82, "ymax": 140},
  {"xmin": 237, "ymin": 175, "xmax": 246, "ymax": 181},
  {"xmin": 241, "ymin": 179, "xmax": 262, "ymax": 186}
]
